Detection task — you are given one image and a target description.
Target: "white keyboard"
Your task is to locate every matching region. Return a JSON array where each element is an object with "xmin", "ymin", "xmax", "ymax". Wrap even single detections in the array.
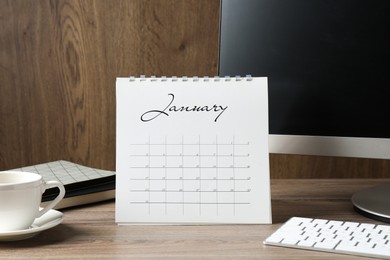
[{"xmin": 264, "ymin": 217, "xmax": 390, "ymax": 259}]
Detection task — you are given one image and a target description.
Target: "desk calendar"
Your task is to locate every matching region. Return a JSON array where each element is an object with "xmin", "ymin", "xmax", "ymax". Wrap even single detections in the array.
[{"xmin": 115, "ymin": 76, "xmax": 271, "ymax": 224}]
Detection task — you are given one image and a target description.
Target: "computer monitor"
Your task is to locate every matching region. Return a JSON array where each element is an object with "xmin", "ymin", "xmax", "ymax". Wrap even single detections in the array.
[{"xmin": 219, "ymin": 0, "xmax": 390, "ymax": 222}]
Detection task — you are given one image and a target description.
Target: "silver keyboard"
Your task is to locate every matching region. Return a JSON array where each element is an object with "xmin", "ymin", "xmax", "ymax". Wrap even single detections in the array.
[{"xmin": 264, "ymin": 217, "xmax": 390, "ymax": 259}]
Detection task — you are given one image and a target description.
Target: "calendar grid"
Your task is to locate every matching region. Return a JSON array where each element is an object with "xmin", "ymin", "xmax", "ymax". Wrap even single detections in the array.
[{"xmin": 128, "ymin": 136, "xmax": 251, "ymax": 216}]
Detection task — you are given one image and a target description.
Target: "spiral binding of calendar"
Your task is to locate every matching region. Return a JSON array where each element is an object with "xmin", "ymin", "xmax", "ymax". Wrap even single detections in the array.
[{"xmin": 129, "ymin": 75, "xmax": 253, "ymax": 82}]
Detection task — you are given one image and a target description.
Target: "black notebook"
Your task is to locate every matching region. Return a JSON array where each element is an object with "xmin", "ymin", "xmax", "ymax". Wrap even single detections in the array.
[{"xmin": 11, "ymin": 160, "xmax": 115, "ymax": 209}]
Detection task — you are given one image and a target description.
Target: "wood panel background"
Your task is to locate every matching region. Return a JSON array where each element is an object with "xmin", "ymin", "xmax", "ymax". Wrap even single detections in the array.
[{"xmin": 0, "ymin": 0, "xmax": 389, "ymax": 178}]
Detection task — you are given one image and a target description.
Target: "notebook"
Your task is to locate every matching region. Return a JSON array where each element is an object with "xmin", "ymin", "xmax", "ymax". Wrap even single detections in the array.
[
  {"xmin": 115, "ymin": 76, "xmax": 271, "ymax": 224},
  {"xmin": 11, "ymin": 160, "xmax": 115, "ymax": 209}
]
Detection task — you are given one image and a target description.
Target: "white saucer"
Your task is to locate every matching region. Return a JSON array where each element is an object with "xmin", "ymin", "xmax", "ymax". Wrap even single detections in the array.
[{"xmin": 0, "ymin": 209, "xmax": 63, "ymax": 241}]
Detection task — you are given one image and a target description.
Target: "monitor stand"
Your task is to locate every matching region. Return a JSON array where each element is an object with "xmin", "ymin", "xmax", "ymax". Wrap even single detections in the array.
[{"xmin": 352, "ymin": 184, "xmax": 390, "ymax": 223}]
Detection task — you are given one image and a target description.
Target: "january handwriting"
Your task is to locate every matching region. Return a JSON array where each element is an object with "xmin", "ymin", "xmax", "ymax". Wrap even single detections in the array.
[{"xmin": 141, "ymin": 93, "xmax": 228, "ymax": 122}]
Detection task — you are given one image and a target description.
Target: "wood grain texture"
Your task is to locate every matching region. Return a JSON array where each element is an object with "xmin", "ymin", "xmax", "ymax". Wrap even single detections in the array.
[
  {"xmin": 0, "ymin": 0, "xmax": 220, "ymax": 170},
  {"xmin": 270, "ymin": 154, "xmax": 390, "ymax": 178},
  {"xmin": 0, "ymin": 179, "xmax": 386, "ymax": 259},
  {"xmin": 0, "ymin": 0, "xmax": 389, "ymax": 178}
]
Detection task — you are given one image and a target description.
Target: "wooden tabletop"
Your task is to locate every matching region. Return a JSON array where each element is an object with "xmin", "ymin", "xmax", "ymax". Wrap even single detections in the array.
[{"xmin": 1, "ymin": 179, "xmax": 388, "ymax": 259}]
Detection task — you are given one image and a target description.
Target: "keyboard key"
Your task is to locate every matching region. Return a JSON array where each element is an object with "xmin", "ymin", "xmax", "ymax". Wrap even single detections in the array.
[{"xmin": 264, "ymin": 217, "xmax": 390, "ymax": 259}]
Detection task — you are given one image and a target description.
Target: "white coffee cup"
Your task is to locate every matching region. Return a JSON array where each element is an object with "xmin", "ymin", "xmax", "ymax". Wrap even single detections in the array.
[{"xmin": 0, "ymin": 171, "xmax": 65, "ymax": 232}]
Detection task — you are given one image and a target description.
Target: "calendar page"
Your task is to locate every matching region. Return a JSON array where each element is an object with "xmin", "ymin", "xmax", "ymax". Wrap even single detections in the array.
[{"xmin": 115, "ymin": 76, "xmax": 271, "ymax": 224}]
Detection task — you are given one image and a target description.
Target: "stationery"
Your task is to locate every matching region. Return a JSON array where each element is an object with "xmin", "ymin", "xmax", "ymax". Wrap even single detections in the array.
[
  {"xmin": 116, "ymin": 76, "xmax": 271, "ymax": 224},
  {"xmin": 11, "ymin": 160, "xmax": 115, "ymax": 209}
]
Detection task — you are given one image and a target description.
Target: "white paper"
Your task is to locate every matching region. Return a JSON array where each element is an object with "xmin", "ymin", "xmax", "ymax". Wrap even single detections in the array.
[{"xmin": 115, "ymin": 77, "xmax": 271, "ymax": 224}]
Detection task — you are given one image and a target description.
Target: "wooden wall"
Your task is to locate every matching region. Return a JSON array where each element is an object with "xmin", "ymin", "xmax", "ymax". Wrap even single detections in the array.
[
  {"xmin": 0, "ymin": 0, "xmax": 220, "ymax": 171},
  {"xmin": 1, "ymin": 0, "xmax": 389, "ymax": 178}
]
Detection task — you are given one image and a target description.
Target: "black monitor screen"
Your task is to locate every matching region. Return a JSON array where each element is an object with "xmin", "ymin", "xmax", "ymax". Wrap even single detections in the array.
[{"xmin": 219, "ymin": 0, "xmax": 390, "ymax": 138}]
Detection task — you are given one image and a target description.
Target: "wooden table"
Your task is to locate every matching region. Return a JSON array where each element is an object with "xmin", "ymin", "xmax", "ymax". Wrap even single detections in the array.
[{"xmin": 1, "ymin": 179, "xmax": 389, "ymax": 259}]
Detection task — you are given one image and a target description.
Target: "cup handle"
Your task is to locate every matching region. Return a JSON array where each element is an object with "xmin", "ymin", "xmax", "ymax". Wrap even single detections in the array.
[{"xmin": 37, "ymin": 181, "xmax": 66, "ymax": 218}]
